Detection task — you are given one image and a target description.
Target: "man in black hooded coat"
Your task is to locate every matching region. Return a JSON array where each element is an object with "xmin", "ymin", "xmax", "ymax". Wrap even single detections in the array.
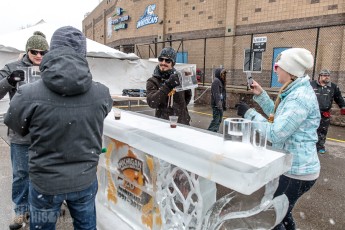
[{"xmin": 5, "ymin": 26, "xmax": 113, "ymax": 229}]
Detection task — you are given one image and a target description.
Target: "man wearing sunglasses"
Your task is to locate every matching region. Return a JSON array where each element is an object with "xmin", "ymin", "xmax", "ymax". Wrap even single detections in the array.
[
  {"xmin": 0, "ymin": 31, "xmax": 49, "ymax": 230},
  {"xmin": 310, "ymin": 69, "xmax": 345, "ymax": 154},
  {"xmin": 146, "ymin": 47, "xmax": 192, "ymax": 125}
]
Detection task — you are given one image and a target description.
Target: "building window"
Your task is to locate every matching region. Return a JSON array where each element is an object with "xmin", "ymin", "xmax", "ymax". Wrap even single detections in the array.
[
  {"xmin": 242, "ymin": 17, "xmax": 248, "ymax": 21},
  {"xmin": 208, "ymin": 16, "xmax": 213, "ymax": 19},
  {"xmin": 199, "ymin": 11, "xmax": 204, "ymax": 15},
  {"xmin": 218, "ymin": 21, "xmax": 223, "ymax": 25},
  {"xmin": 310, "ymin": 0, "xmax": 320, "ymax": 4},
  {"xmin": 269, "ymin": 0, "xmax": 276, "ymax": 3},
  {"xmin": 184, "ymin": 14, "xmax": 188, "ymax": 17},
  {"xmin": 122, "ymin": 45, "xmax": 135, "ymax": 54},
  {"xmin": 328, "ymin": 4, "xmax": 338, "ymax": 10},
  {"xmin": 192, "ymin": 6, "xmax": 195, "ymax": 10},
  {"xmin": 244, "ymin": 48, "xmax": 263, "ymax": 72},
  {"xmin": 176, "ymin": 21, "xmax": 180, "ymax": 24},
  {"xmin": 255, "ymin": 8, "xmax": 261, "ymax": 12}
]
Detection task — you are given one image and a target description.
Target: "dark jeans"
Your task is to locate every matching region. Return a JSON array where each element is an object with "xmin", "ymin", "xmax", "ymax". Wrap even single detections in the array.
[
  {"xmin": 207, "ymin": 106, "xmax": 223, "ymax": 132},
  {"xmin": 273, "ymin": 175, "xmax": 317, "ymax": 230},
  {"xmin": 10, "ymin": 143, "xmax": 30, "ymax": 215},
  {"xmin": 29, "ymin": 179, "xmax": 98, "ymax": 230},
  {"xmin": 316, "ymin": 115, "xmax": 330, "ymax": 151}
]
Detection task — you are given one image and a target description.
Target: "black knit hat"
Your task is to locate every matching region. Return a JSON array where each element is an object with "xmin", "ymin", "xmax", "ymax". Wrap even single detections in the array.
[
  {"xmin": 159, "ymin": 47, "xmax": 177, "ymax": 64},
  {"xmin": 26, "ymin": 31, "xmax": 49, "ymax": 52},
  {"xmin": 50, "ymin": 26, "xmax": 87, "ymax": 57}
]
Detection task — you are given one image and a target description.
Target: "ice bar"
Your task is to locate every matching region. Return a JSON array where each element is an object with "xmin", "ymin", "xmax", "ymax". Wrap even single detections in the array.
[{"xmin": 97, "ymin": 110, "xmax": 292, "ymax": 229}]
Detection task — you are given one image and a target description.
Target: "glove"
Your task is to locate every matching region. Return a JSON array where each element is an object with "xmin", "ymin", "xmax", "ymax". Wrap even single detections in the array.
[
  {"xmin": 341, "ymin": 108, "xmax": 345, "ymax": 115},
  {"xmin": 322, "ymin": 111, "xmax": 331, "ymax": 118},
  {"xmin": 235, "ymin": 101, "xmax": 250, "ymax": 118},
  {"xmin": 7, "ymin": 70, "xmax": 25, "ymax": 87},
  {"xmin": 216, "ymin": 101, "xmax": 223, "ymax": 111},
  {"xmin": 165, "ymin": 74, "xmax": 180, "ymax": 89}
]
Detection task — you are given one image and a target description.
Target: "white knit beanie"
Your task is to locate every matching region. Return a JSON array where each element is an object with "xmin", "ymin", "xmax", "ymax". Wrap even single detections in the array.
[{"xmin": 275, "ymin": 48, "xmax": 314, "ymax": 77}]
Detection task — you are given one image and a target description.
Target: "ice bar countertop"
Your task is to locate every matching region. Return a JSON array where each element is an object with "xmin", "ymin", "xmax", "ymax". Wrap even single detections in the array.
[{"xmin": 103, "ymin": 110, "xmax": 292, "ymax": 195}]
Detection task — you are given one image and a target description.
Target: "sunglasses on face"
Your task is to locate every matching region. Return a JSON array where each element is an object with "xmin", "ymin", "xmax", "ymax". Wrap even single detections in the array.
[
  {"xmin": 274, "ymin": 64, "xmax": 279, "ymax": 71},
  {"xmin": 158, "ymin": 57, "xmax": 172, "ymax": 64},
  {"xmin": 29, "ymin": 50, "xmax": 48, "ymax": 56}
]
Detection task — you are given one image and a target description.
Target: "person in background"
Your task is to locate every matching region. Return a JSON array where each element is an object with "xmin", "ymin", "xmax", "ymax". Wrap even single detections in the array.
[
  {"xmin": 4, "ymin": 26, "xmax": 113, "ymax": 229},
  {"xmin": 310, "ymin": 69, "xmax": 345, "ymax": 154},
  {"xmin": 207, "ymin": 68, "xmax": 227, "ymax": 132},
  {"xmin": 236, "ymin": 48, "xmax": 320, "ymax": 230},
  {"xmin": 146, "ymin": 47, "xmax": 192, "ymax": 125},
  {"xmin": 0, "ymin": 31, "xmax": 49, "ymax": 230}
]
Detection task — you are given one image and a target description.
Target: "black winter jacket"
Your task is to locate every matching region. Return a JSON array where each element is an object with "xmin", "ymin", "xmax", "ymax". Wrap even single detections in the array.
[
  {"xmin": 310, "ymin": 80, "xmax": 345, "ymax": 112},
  {"xmin": 4, "ymin": 47, "xmax": 113, "ymax": 195},
  {"xmin": 146, "ymin": 65, "xmax": 192, "ymax": 125}
]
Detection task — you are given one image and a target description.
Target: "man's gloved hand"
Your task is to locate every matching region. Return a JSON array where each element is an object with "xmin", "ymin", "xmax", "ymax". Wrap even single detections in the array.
[
  {"xmin": 341, "ymin": 108, "xmax": 345, "ymax": 115},
  {"xmin": 217, "ymin": 101, "xmax": 223, "ymax": 111},
  {"xmin": 235, "ymin": 101, "xmax": 250, "ymax": 118},
  {"xmin": 165, "ymin": 74, "xmax": 180, "ymax": 89},
  {"xmin": 7, "ymin": 70, "xmax": 25, "ymax": 87}
]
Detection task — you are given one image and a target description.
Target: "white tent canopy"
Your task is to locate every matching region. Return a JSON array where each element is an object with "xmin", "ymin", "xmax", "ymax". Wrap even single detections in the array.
[
  {"xmin": 0, "ymin": 22, "xmax": 196, "ymax": 115},
  {"xmin": 0, "ymin": 21, "xmax": 139, "ymax": 60}
]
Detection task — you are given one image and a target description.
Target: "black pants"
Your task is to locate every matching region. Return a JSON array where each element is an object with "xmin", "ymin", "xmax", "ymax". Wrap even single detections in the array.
[
  {"xmin": 273, "ymin": 175, "xmax": 317, "ymax": 230},
  {"xmin": 316, "ymin": 115, "xmax": 331, "ymax": 151},
  {"xmin": 207, "ymin": 106, "xmax": 223, "ymax": 132}
]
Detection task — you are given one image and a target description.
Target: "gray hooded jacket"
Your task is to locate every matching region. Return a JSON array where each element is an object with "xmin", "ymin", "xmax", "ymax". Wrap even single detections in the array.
[
  {"xmin": 4, "ymin": 47, "xmax": 113, "ymax": 194},
  {"xmin": 210, "ymin": 68, "xmax": 226, "ymax": 109}
]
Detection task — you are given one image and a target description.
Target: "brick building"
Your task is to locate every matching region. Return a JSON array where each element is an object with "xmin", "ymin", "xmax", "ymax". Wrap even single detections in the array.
[
  {"xmin": 83, "ymin": 0, "xmax": 345, "ymax": 125},
  {"xmin": 83, "ymin": 0, "xmax": 344, "ymax": 86}
]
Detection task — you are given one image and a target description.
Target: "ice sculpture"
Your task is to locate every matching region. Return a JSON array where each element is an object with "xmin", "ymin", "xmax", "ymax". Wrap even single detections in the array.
[{"xmin": 97, "ymin": 111, "xmax": 292, "ymax": 229}]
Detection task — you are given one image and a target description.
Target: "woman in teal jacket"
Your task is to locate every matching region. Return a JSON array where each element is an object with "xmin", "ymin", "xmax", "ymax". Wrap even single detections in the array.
[{"xmin": 236, "ymin": 48, "xmax": 320, "ymax": 230}]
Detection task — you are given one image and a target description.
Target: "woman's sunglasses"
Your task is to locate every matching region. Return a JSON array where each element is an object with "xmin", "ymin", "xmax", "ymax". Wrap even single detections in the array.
[
  {"xmin": 158, "ymin": 57, "xmax": 172, "ymax": 64},
  {"xmin": 30, "ymin": 50, "xmax": 48, "ymax": 56},
  {"xmin": 274, "ymin": 64, "xmax": 279, "ymax": 71}
]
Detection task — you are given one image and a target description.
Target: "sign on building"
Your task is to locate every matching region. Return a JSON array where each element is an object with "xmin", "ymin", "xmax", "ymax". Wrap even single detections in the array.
[{"xmin": 253, "ymin": 36, "xmax": 267, "ymax": 52}]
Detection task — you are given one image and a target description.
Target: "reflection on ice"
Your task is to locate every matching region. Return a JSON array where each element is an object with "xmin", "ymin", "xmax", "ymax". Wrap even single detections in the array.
[{"xmin": 202, "ymin": 179, "xmax": 289, "ymax": 230}]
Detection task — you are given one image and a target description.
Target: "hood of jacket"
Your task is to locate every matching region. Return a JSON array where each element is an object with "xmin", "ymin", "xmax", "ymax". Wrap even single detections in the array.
[
  {"xmin": 214, "ymin": 68, "xmax": 225, "ymax": 85},
  {"xmin": 40, "ymin": 47, "xmax": 92, "ymax": 96}
]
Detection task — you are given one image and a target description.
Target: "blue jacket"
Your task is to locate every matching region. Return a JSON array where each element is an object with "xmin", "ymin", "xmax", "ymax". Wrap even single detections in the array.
[{"xmin": 245, "ymin": 76, "xmax": 321, "ymax": 176}]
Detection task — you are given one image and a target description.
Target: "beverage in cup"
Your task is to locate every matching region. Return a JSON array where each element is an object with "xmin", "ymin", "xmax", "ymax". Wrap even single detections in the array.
[
  {"xmin": 113, "ymin": 108, "xmax": 121, "ymax": 120},
  {"xmin": 169, "ymin": 116, "xmax": 178, "ymax": 128}
]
